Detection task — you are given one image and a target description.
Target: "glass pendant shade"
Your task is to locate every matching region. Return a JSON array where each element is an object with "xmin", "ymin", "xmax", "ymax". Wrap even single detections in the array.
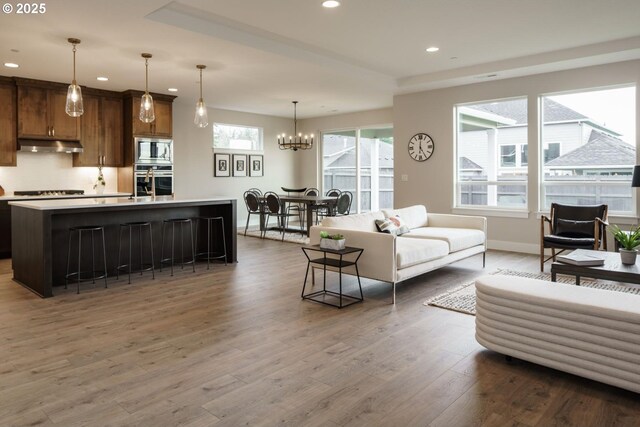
[
  {"xmin": 139, "ymin": 53, "xmax": 155, "ymax": 123},
  {"xmin": 194, "ymin": 98, "xmax": 208, "ymax": 128},
  {"xmin": 65, "ymin": 38, "xmax": 84, "ymax": 117}
]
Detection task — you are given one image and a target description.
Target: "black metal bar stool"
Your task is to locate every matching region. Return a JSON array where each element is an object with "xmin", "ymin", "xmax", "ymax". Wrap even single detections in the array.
[
  {"xmin": 65, "ymin": 225, "xmax": 108, "ymax": 294},
  {"xmin": 116, "ymin": 221, "xmax": 155, "ymax": 284},
  {"xmin": 194, "ymin": 216, "xmax": 228, "ymax": 269},
  {"xmin": 160, "ymin": 218, "xmax": 195, "ymax": 276}
]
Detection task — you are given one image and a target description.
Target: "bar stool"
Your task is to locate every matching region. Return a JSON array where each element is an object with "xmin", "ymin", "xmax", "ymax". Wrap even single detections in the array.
[
  {"xmin": 160, "ymin": 218, "xmax": 195, "ymax": 276},
  {"xmin": 116, "ymin": 221, "xmax": 155, "ymax": 284},
  {"xmin": 194, "ymin": 216, "xmax": 228, "ymax": 269},
  {"xmin": 65, "ymin": 225, "xmax": 108, "ymax": 294}
]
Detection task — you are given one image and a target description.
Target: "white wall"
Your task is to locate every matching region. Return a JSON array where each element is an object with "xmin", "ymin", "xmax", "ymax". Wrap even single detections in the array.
[
  {"xmin": 171, "ymin": 100, "xmax": 297, "ymax": 227},
  {"xmin": 0, "ymin": 152, "xmax": 118, "ymax": 194},
  {"xmin": 393, "ymin": 60, "xmax": 640, "ymax": 253}
]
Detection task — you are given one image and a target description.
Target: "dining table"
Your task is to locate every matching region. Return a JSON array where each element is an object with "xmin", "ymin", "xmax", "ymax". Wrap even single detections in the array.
[{"xmin": 261, "ymin": 194, "xmax": 338, "ymax": 237}]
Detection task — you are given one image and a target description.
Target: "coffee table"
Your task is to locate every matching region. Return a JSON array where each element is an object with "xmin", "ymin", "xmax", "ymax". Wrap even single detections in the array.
[{"xmin": 551, "ymin": 249, "xmax": 640, "ymax": 286}]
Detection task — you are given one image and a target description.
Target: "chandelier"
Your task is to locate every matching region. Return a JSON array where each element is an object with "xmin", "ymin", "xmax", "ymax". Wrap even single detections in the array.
[{"xmin": 278, "ymin": 101, "xmax": 313, "ymax": 151}]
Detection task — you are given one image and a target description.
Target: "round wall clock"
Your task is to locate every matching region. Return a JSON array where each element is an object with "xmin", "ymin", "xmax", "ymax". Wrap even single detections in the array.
[{"xmin": 408, "ymin": 133, "xmax": 434, "ymax": 162}]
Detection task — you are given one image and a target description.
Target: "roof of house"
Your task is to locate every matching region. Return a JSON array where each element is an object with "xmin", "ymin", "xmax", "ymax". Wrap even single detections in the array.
[
  {"xmin": 469, "ymin": 98, "xmax": 587, "ymax": 125},
  {"xmin": 545, "ymin": 130, "xmax": 635, "ymax": 168},
  {"xmin": 459, "ymin": 156, "xmax": 483, "ymax": 170},
  {"xmin": 323, "ymin": 135, "xmax": 394, "ymax": 169}
]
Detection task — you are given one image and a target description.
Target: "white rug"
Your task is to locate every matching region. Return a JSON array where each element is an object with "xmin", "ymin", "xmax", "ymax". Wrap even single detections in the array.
[
  {"xmin": 425, "ymin": 269, "xmax": 640, "ymax": 315},
  {"xmin": 239, "ymin": 228, "xmax": 310, "ymax": 245}
]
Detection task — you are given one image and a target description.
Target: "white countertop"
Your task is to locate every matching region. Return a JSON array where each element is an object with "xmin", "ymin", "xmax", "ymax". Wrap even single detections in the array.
[
  {"xmin": 9, "ymin": 195, "xmax": 235, "ymax": 210},
  {"xmin": 0, "ymin": 192, "xmax": 131, "ymax": 201}
]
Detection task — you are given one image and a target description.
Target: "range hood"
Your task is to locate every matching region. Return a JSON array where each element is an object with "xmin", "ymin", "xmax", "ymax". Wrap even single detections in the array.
[{"xmin": 18, "ymin": 140, "xmax": 84, "ymax": 153}]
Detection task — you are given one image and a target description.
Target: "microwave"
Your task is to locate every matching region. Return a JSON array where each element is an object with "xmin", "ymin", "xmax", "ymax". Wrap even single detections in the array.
[{"xmin": 134, "ymin": 137, "xmax": 173, "ymax": 165}]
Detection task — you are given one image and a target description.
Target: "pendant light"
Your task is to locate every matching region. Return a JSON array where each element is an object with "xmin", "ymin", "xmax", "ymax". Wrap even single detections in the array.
[
  {"xmin": 194, "ymin": 64, "xmax": 208, "ymax": 128},
  {"xmin": 278, "ymin": 101, "xmax": 313, "ymax": 151},
  {"xmin": 139, "ymin": 53, "xmax": 155, "ymax": 123},
  {"xmin": 65, "ymin": 38, "xmax": 84, "ymax": 117}
]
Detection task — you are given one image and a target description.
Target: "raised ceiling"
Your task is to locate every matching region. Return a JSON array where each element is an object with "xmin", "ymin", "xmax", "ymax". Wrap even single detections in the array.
[{"xmin": 1, "ymin": 0, "xmax": 639, "ymax": 118}]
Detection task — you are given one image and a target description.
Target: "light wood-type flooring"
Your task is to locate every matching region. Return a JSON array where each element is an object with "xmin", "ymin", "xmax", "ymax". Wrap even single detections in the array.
[{"xmin": 0, "ymin": 236, "xmax": 638, "ymax": 427}]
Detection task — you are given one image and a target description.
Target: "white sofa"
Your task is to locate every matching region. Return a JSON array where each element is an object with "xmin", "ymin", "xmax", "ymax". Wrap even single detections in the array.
[
  {"xmin": 476, "ymin": 275, "xmax": 640, "ymax": 393},
  {"xmin": 309, "ymin": 205, "xmax": 487, "ymax": 303}
]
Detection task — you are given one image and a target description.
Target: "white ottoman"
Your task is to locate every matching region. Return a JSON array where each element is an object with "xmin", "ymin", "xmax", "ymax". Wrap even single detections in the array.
[{"xmin": 475, "ymin": 275, "xmax": 640, "ymax": 393}]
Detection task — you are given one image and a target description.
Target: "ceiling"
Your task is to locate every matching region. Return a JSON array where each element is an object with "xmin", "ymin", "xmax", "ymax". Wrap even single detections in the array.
[{"xmin": 1, "ymin": 0, "xmax": 639, "ymax": 118}]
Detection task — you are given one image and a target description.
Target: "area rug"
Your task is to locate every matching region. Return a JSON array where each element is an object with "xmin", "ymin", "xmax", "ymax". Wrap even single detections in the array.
[
  {"xmin": 424, "ymin": 269, "xmax": 640, "ymax": 316},
  {"xmin": 239, "ymin": 228, "xmax": 310, "ymax": 245}
]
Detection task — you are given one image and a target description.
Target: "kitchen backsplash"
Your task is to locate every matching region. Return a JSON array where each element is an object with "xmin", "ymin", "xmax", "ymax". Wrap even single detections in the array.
[{"xmin": 0, "ymin": 152, "xmax": 118, "ymax": 194}]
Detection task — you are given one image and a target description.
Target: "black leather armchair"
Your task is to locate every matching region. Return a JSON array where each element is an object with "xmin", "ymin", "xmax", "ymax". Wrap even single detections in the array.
[{"xmin": 540, "ymin": 203, "xmax": 608, "ymax": 271}]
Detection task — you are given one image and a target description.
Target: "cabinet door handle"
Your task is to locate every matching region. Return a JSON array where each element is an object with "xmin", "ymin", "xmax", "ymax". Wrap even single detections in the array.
[
  {"xmin": 47, "ymin": 126, "xmax": 50, "ymax": 137},
  {"xmin": 51, "ymin": 127, "xmax": 55, "ymax": 137}
]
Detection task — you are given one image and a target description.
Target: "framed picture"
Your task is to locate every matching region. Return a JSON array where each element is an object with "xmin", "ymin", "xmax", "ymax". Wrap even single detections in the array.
[
  {"xmin": 249, "ymin": 155, "xmax": 263, "ymax": 177},
  {"xmin": 214, "ymin": 153, "xmax": 231, "ymax": 177},
  {"xmin": 232, "ymin": 154, "xmax": 248, "ymax": 177}
]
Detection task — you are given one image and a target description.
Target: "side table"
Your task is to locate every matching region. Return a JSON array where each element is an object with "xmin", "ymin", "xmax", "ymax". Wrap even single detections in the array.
[{"xmin": 301, "ymin": 245, "xmax": 364, "ymax": 308}]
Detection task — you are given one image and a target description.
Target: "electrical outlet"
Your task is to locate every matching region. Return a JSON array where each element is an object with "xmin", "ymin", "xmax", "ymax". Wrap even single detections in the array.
[{"xmin": 401, "ymin": 174, "xmax": 408, "ymax": 182}]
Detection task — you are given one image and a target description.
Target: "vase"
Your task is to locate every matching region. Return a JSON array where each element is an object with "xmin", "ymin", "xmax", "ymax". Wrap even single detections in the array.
[
  {"xmin": 320, "ymin": 238, "xmax": 345, "ymax": 251},
  {"xmin": 619, "ymin": 248, "xmax": 637, "ymax": 265},
  {"xmin": 95, "ymin": 185, "xmax": 105, "ymax": 195}
]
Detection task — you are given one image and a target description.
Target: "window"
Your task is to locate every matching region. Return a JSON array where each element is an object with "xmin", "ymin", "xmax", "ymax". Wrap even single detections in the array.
[
  {"xmin": 456, "ymin": 98, "xmax": 528, "ymax": 209},
  {"xmin": 322, "ymin": 126, "xmax": 394, "ymax": 213},
  {"xmin": 213, "ymin": 123, "xmax": 263, "ymax": 151},
  {"xmin": 540, "ymin": 86, "xmax": 636, "ymax": 214}
]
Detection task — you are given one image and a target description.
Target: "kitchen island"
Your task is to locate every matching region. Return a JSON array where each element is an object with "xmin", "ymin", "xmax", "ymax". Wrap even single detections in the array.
[{"xmin": 10, "ymin": 196, "xmax": 236, "ymax": 297}]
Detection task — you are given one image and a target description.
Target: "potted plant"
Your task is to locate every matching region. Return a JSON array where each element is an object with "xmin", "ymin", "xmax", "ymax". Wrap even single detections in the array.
[
  {"xmin": 93, "ymin": 166, "xmax": 106, "ymax": 194},
  {"xmin": 611, "ymin": 224, "xmax": 640, "ymax": 265},
  {"xmin": 319, "ymin": 231, "xmax": 346, "ymax": 250}
]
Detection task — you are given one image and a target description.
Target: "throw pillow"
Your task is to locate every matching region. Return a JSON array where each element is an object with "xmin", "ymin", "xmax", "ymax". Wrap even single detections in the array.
[
  {"xmin": 555, "ymin": 219, "xmax": 595, "ymax": 238},
  {"xmin": 391, "ymin": 215, "xmax": 410, "ymax": 235},
  {"xmin": 375, "ymin": 216, "xmax": 410, "ymax": 236}
]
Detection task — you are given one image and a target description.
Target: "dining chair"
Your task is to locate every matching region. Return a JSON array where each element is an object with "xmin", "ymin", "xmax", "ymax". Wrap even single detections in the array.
[
  {"xmin": 243, "ymin": 190, "xmax": 262, "ymax": 236},
  {"xmin": 317, "ymin": 189, "xmax": 341, "ymax": 221},
  {"xmin": 335, "ymin": 191, "xmax": 353, "ymax": 216},
  {"xmin": 263, "ymin": 192, "xmax": 297, "ymax": 241},
  {"xmin": 302, "ymin": 188, "xmax": 321, "ymax": 228},
  {"xmin": 247, "ymin": 188, "xmax": 263, "ymax": 196},
  {"xmin": 282, "ymin": 187, "xmax": 307, "ymax": 234}
]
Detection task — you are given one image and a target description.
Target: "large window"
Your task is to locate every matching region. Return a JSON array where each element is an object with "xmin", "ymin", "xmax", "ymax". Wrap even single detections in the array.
[
  {"xmin": 541, "ymin": 86, "xmax": 636, "ymax": 214},
  {"xmin": 322, "ymin": 127, "xmax": 393, "ymax": 213},
  {"xmin": 213, "ymin": 123, "xmax": 263, "ymax": 151},
  {"xmin": 456, "ymin": 98, "xmax": 528, "ymax": 209}
]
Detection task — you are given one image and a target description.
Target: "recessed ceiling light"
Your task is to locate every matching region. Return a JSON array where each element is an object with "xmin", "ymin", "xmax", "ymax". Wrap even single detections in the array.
[
  {"xmin": 425, "ymin": 47, "xmax": 439, "ymax": 53},
  {"xmin": 168, "ymin": 88, "xmax": 178, "ymax": 92},
  {"xmin": 3, "ymin": 62, "xmax": 19, "ymax": 68},
  {"xmin": 96, "ymin": 76, "xmax": 109, "ymax": 81},
  {"xmin": 322, "ymin": 1, "xmax": 340, "ymax": 8}
]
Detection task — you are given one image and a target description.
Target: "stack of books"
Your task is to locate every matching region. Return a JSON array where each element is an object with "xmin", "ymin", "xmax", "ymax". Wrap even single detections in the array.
[{"xmin": 556, "ymin": 250, "xmax": 605, "ymax": 266}]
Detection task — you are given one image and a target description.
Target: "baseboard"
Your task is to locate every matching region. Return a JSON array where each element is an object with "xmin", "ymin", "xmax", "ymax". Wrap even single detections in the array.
[{"xmin": 487, "ymin": 240, "xmax": 539, "ymax": 255}]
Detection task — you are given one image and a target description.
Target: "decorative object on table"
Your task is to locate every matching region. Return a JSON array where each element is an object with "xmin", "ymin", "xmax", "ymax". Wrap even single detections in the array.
[
  {"xmin": 319, "ymin": 231, "xmax": 345, "ymax": 250},
  {"xmin": 278, "ymin": 101, "xmax": 314, "ymax": 151},
  {"xmin": 139, "ymin": 53, "xmax": 155, "ymax": 123},
  {"xmin": 556, "ymin": 249, "xmax": 605, "ymax": 266},
  {"xmin": 249, "ymin": 154, "xmax": 263, "ymax": 177},
  {"xmin": 93, "ymin": 166, "xmax": 106, "ymax": 194},
  {"xmin": 611, "ymin": 224, "xmax": 640, "ymax": 265},
  {"xmin": 232, "ymin": 154, "xmax": 248, "ymax": 177},
  {"xmin": 194, "ymin": 64, "xmax": 208, "ymax": 128},
  {"xmin": 65, "ymin": 38, "xmax": 84, "ymax": 117},
  {"xmin": 408, "ymin": 133, "xmax": 434, "ymax": 162},
  {"xmin": 214, "ymin": 153, "xmax": 231, "ymax": 177}
]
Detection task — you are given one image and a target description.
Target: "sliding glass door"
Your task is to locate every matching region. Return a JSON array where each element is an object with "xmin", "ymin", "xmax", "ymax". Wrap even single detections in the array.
[{"xmin": 322, "ymin": 126, "xmax": 393, "ymax": 213}]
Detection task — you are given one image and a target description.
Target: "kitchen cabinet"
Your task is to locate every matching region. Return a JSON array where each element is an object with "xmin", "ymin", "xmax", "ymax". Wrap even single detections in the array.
[
  {"xmin": 130, "ymin": 96, "xmax": 173, "ymax": 137},
  {"xmin": 73, "ymin": 93, "xmax": 123, "ymax": 167},
  {"xmin": 16, "ymin": 81, "xmax": 80, "ymax": 140},
  {"xmin": 0, "ymin": 77, "xmax": 16, "ymax": 166}
]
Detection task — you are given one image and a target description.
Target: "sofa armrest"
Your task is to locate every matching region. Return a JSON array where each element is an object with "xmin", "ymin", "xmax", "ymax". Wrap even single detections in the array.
[
  {"xmin": 427, "ymin": 213, "xmax": 487, "ymax": 234},
  {"xmin": 310, "ymin": 225, "xmax": 396, "ymax": 283}
]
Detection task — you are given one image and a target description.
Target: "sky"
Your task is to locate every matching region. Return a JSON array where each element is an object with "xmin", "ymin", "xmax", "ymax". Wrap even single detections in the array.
[{"xmin": 548, "ymin": 86, "xmax": 636, "ymax": 145}]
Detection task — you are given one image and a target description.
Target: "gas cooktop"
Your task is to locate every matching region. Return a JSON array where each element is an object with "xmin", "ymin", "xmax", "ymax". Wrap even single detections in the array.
[{"xmin": 14, "ymin": 190, "xmax": 85, "ymax": 196}]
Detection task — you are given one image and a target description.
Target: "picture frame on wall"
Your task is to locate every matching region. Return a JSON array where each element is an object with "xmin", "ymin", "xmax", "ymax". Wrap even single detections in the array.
[
  {"xmin": 249, "ymin": 155, "xmax": 264, "ymax": 177},
  {"xmin": 214, "ymin": 153, "xmax": 231, "ymax": 177},
  {"xmin": 232, "ymin": 154, "xmax": 248, "ymax": 177}
]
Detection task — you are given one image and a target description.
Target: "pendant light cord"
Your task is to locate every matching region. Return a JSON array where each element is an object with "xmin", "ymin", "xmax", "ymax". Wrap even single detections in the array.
[
  {"xmin": 199, "ymin": 67, "xmax": 203, "ymax": 99},
  {"xmin": 72, "ymin": 44, "xmax": 77, "ymax": 83},
  {"xmin": 293, "ymin": 101, "xmax": 297, "ymax": 135},
  {"xmin": 145, "ymin": 58, "xmax": 149, "ymax": 94}
]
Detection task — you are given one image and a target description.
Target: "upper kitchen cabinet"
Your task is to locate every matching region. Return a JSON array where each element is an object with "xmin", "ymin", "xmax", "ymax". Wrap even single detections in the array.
[
  {"xmin": 15, "ymin": 79, "xmax": 80, "ymax": 141},
  {"xmin": 124, "ymin": 92, "xmax": 175, "ymax": 138},
  {"xmin": 73, "ymin": 91, "xmax": 123, "ymax": 167},
  {"xmin": 0, "ymin": 76, "xmax": 17, "ymax": 166}
]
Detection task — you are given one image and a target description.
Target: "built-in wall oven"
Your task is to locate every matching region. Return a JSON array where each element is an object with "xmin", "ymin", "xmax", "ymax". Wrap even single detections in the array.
[{"xmin": 134, "ymin": 164, "xmax": 174, "ymax": 197}]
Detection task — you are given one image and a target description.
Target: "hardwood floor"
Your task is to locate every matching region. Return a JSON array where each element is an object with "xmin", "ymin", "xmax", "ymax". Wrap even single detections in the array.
[{"xmin": 0, "ymin": 236, "xmax": 638, "ymax": 427}]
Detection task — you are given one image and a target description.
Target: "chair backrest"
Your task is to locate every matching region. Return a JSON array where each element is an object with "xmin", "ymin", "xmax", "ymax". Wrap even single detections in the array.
[
  {"xmin": 247, "ymin": 188, "xmax": 262, "ymax": 196},
  {"xmin": 336, "ymin": 191, "xmax": 353, "ymax": 215},
  {"xmin": 550, "ymin": 203, "xmax": 608, "ymax": 237},
  {"xmin": 304, "ymin": 188, "xmax": 319, "ymax": 196},
  {"xmin": 244, "ymin": 191, "xmax": 261, "ymax": 213},
  {"xmin": 326, "ymin": 189, "xmax": 341, "ymax": 197},
  {"xmin": 264, "ymin": 191, "xmax": 283, "ymax": 214}
]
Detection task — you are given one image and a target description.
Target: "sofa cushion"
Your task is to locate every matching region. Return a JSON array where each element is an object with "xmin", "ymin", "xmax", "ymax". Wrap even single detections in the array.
[
  {"xmin": 382, "ymin": 205, "xmax": 428, "ymax": 229},
  {"xmin": 404, "ymin": 227, "xmax": 485, "ymax": 253},
  {"xmin": 375, "ymin": 216, "xmax": 410, "ymax": 236},
  {"xmin": 396, "ymin": 237, "xmax": 449, "ymax": 269},
  {"xmin": 321, "ymin": 211, "xmax": 385, "ymax": 232}
]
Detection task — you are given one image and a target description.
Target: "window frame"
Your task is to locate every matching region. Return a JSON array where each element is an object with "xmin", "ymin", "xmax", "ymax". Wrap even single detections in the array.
[{"xmin": 212, "ymin": 122, "xmax": 264, "ymax": 153}]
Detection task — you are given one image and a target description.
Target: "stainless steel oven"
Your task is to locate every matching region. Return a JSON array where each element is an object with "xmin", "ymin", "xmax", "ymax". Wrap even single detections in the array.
[
  {"xmin": 134, "ymin": 165, "xmax": 174, "ymax": 197},
  {"xmin": 134, "ymin": 137, "xmax": 173, "ymax": 165}
]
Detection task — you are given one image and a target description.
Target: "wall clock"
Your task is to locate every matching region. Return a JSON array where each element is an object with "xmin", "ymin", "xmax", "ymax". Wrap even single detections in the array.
[{"xmin": 408, "ymin": 133, "xmax": 434, "ymax": 162}]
